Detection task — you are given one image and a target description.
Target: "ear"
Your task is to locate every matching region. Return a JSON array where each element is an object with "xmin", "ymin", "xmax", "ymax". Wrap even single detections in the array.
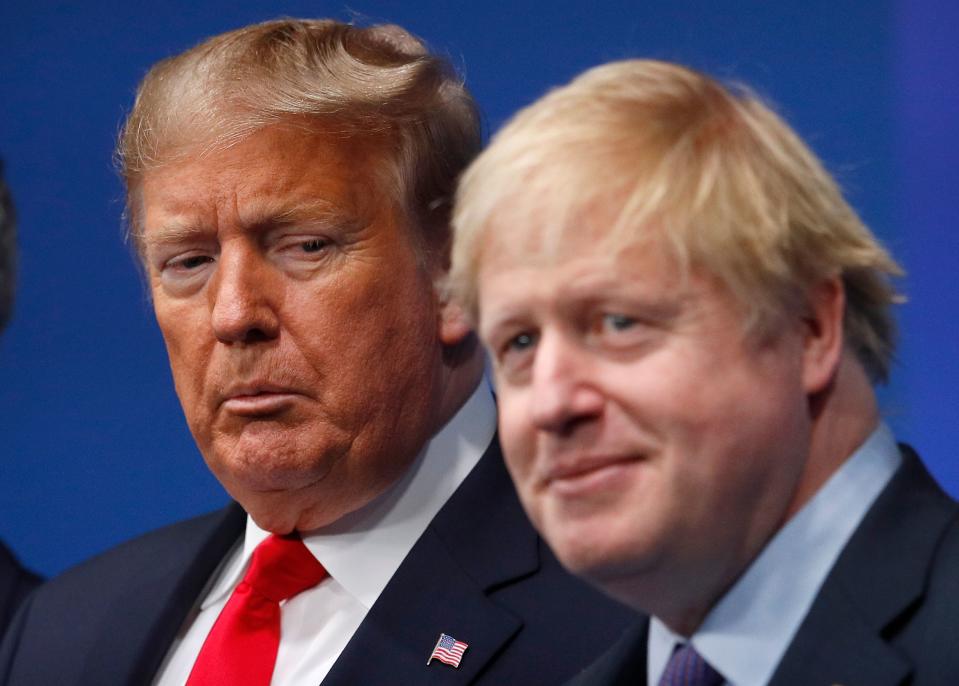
[
  {"xmin": 801, "ymin": 276, "xmax": 846, "ymax": 395},
  {"xmin": 438, "ymin": 298, "xmax": 473, "ymax": 346}
]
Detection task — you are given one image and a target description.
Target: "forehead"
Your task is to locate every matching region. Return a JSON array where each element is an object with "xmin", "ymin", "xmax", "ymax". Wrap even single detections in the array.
[
  {"xmin": 475, "ymin": 221, "xmax": 688, "ymax": 323},
  {"xmin": 473, "ymin": 207, "xmax": 754, "ymax": 332},
  {"xmin": 137, "ymin": 124, "xmax": 389, "ymax": 235}
]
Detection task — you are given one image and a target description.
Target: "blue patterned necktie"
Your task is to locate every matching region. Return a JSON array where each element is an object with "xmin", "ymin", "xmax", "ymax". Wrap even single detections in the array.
[{"xmin": 658, "ymin": 643, "xmax": 725, "ymax": 686}]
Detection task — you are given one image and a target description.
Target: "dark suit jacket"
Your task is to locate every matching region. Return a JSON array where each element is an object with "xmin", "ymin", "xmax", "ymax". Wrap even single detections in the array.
[
  {"xmin": 0, "ymin": 440, "xmax": 633, "ymax": 685},
  {"xmin": 567, "ymin": 447, "xmax": 959, "ymax": 686},
  {"xmin": 0, "ymin": 542, "xmax": 41, "ymax": 643}
]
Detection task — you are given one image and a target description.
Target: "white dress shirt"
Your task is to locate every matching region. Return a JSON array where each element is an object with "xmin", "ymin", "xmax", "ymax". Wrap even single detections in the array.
[
  {"xmin": 648, "ymin": 423, "xmax": 902, "ymax": 686},
  {"xmin": 154, "ymin": 379, "xmax": 496, "ymax": 686}
]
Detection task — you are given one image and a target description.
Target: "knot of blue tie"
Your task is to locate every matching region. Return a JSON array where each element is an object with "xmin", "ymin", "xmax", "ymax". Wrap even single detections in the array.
[{"xmin": 658, "ymin": 643, "xmax": 724, "ymax": 686}]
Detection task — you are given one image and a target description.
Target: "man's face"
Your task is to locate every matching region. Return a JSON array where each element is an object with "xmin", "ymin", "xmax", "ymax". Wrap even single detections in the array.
[
  {"xmin": 476, "ymin": 224, "xmax": 817, "ymax": 615},
  {"xmin": 141, "ymin": 125, "xmax": 450, "ymax": 533}
]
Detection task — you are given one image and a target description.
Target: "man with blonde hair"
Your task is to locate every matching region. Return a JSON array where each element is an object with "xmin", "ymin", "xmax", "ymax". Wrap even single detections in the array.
[
  {"xmin": 451, "ymin": 60, "xmax": 959, "ymax": 684},
  {"xmin": 0, "ymin": 20, "xmax": 629, "ymax": 685}
]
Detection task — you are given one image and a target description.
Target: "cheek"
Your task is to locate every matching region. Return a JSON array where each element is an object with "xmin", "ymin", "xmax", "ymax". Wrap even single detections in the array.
[
  {"xmin": 154, "ymin": 293, "xmax": 208, "ymax": 356},
  {"xmin": 655, "ymin": 377, "xmax": 805, "ymax": 510},
  {"xmin": 496, "ymin": 392, "xmax": 537, "ymax": 484},
  {"xmin": 154, "ymin": 304, "xmax": 213, "ymax": 416},
  {"xmin": 288, "ymin": 279, "xmax": 389, "ymax": 362},
  {"xmin": 288, "ymin": 270, "xmax": 443, "ymax": 441},
  {"xmin": 330, "ymin": 263, "xmax": 432, "ymax": 341},
  {"xmin": 610, "ymin": 347, "xmax": 746, "ymax": 436}
]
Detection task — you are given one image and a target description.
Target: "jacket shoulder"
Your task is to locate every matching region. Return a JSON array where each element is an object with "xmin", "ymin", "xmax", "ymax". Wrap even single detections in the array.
[
  {"xmin": 892, "ymin": 509, "xmax": 959, "ymax": 683},
  {"xmin": 0, "ymin": 504, "xmax": 243, "ymax": 686},
  {"xmin": 47, "ymin": 505, "xmax": 240, "ymax": 592}
]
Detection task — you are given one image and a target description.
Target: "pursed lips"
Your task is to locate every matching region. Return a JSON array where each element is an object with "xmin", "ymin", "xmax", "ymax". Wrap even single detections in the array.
[{"xmin": 218, "ymin": 381, "xmax": 306, "ymax": 415}]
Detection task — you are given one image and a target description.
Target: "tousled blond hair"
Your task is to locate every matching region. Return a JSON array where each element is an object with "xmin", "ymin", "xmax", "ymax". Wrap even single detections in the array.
[
  {"xmin": 118, "ymin": 18, "xmax": 480, "ymax": 260},
  {"xmin": 451, "ymin": 60, "xmax": 903, "ymax": 382}
]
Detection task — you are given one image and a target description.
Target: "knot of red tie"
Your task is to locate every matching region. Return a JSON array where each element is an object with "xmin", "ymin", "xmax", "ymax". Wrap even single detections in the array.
[
  {"xmin": 186, "ymin": 534, "xmax": 328, "ymax": 686},
  {"xmin": 244, "ymin": 534, "xmax": 328, "ymax": 603}
]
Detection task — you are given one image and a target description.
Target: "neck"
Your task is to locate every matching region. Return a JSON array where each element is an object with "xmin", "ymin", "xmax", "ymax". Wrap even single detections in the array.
[{"xmin": 781, "ymin": 353, "xmax": 879, "ymax": 522}]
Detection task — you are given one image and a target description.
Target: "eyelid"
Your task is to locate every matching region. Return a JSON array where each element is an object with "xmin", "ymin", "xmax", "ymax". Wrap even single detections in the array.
[
  {"xmin": 146, "ymin": 232, "xmax": 216, "ymax": 265},
  {"xmin": 485, "ymin": 323, "xmax": 526, "ymax": 354},
  {"xmin": 162, "ymin": 251, "xmax": 215, "ymax": 273},
  {"xmin": 270, "ymin": 230, "xmax": 331, "ymax": 250}
]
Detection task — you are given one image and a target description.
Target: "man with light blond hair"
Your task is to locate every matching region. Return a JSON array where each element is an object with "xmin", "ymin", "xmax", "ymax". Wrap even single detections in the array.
[
  {"xmin": 451, "ymin": 60, "xmax": 959, "ymax": 685},
  {"xmin": 0, "ymin": 20, "xmax": 630, "ymax": 685}
]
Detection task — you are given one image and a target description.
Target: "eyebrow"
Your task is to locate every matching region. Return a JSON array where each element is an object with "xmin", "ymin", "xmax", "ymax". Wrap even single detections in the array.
[
  {"xmin": 260, "ymin": 199, "xmax": 351, "ymax": 226},
  {"xmin": 143, "ymin": 220, "xmax": 210, "ymax": 249},
  {"xmin": 479, "ymin": 284, "xmax": 686, "ymax": 335},
  {"xmin": 144, "ymin": 199, "xmax": 365, "ymax": 249}
]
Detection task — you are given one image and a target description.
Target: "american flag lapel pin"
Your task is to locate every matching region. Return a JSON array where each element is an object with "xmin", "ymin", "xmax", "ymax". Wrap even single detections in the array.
[{"xmin": 427, "ymin": 632, "xmax": 469, "ymax": 668}]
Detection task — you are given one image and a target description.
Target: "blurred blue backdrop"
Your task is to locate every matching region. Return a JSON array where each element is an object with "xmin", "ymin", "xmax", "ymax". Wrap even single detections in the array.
[{"xmin": 1, "ymin": 0, "xmax": 956, "ymax": 577}]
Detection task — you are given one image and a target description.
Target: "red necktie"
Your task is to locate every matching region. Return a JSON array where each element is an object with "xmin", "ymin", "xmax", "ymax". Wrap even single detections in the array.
[{"xmin": 186, "ymin": 534, "xmax": 328, "ymax": 686}]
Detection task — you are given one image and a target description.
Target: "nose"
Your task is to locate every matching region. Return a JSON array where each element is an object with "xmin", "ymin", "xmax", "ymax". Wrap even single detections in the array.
[
  {"xmin": 209, "ymin": 245, "xmax": 280, "ymax": 344},
  {"xmin": 529, "ymin": 330, "xmax": 604, "ymax": 434}
]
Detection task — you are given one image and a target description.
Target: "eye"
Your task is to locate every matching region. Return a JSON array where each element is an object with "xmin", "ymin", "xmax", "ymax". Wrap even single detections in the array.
[
  {"xmin": 160, "ymin": 251, "xmax": 215, "ymax": 274},
  {"xmin": 169, "ymin": 254, "xmax": 215, "ymax": 271},
  {"xmin": 301, "ymin": 238, "xmax": 329, "ymax": 253},
  {"xmin": 272, "ymin": 233, "xmax": 332, "ymax": 262},
  {"xmin": 268, "ymin": 233, "xmax": 335, "ymax": 275},
  {"xmin": 588, "ymin": 309, "xmax": 662, "ymax": 355},
  {"xmin": 603, "ymin": 313, "xmax": 636, "ymax": 332},
  {"xmin": 507, "ymin": 331, "xmax": 537, "ymax": 352},
  {"xmin": 490, "ymin": 329, "xmax": 539, "ymax": 382},
  {"xmin": 156, "ymin": 250, "xmax": 216, "ymax": 296}
]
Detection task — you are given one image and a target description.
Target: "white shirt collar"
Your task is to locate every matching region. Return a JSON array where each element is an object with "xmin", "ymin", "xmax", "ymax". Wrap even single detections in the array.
[
  {"xmin": 200, "ymin": 378, "xmax": 497, "ymax": 611},
  {"xmin": 649, "ymin": 422, "xmax": 902, "ymax": 686}
]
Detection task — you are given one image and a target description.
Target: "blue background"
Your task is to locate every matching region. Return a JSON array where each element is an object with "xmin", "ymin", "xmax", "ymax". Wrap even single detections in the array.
[{"xmin": 1, "ymin": 0, "xmax": 956, "ymax": 577}]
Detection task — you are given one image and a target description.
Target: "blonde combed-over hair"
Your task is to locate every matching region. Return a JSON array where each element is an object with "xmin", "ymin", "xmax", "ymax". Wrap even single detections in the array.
[
  {"xmin": 451, "ymin": 60, "xmax": 903, "ymax": 382},
  {"xmin": 118, "ymin": 18, "xmax": 480, "ymax": 259}
]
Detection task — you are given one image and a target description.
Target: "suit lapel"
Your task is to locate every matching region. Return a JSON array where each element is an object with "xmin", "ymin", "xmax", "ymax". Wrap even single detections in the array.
[
  {"xmin": 323, "ymin": 526, "xmax": 524, "ymax": 685},
  {"xmin": 769, "ymin": 581, "xmax": 910, "ymax": 686},
  {"xmin": 564, "ymin": 620, "xmax": 649, "ymax": 686},
  {"xmin": 324, "ymin": 439, "xmax": 539, "ymax": 685},
  {"xmin": 770, "ymin": 447, "xmax": 958, "ymax": 686},
  {"xmin": 79, "ymin": 503, "xmax": 246, "ymax": 686}
]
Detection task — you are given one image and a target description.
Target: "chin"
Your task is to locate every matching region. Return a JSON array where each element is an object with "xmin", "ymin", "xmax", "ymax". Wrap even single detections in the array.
[
  {"xmin": 231, "ymin": 466, "xmax": 399, "ymax": 535},
  {"xmin": 216, "ymin": 464, "xmax": 331, "ymax": 535},
  {"xmin": 230, "ymin": 461, "xmax": 329, "ymax": 493},
  {"xmin": 246, "ymin": 509, "xmax": 299, "ymax": 536},
  {"xmin": 235, "ymin": 488, "xmax": 336, "ymax": 535},
  {"xmin": 553, "ymin": 539, "xmax": 618, "ymax": 578},
  {"xmin": 210, "ymin": 436, "xmax": 339, "ymax": 490},
  {"xmin": 540, "ymin": 511, "xmax": 652, "ymax": 583},
  {"xmin": 537, "ymin": 517, "xmax": 609, "ymax": 574}
]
